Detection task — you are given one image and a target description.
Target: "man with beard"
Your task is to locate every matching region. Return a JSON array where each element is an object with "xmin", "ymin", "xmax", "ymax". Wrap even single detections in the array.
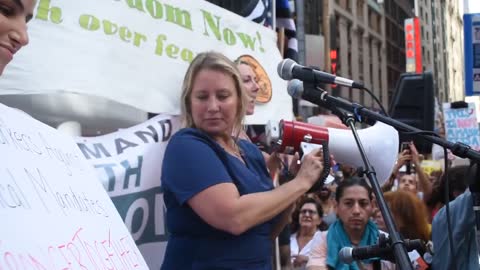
[{"xmin": 316, "ymin": 185, "xmax": 337, "ymax": 228}]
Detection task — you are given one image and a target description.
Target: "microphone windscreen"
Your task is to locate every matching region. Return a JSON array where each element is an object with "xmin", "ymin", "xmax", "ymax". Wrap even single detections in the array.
[
  {"xmin": 277, "ymin": 58, "xmax": 296, "ymax": 80},
  {"xmin": 287, "ymin": 79, "xmax": 303, "ymax": 98},
  {"xmin": 338, "ymin": 247, "xmax": 354, "ymax": 264}
]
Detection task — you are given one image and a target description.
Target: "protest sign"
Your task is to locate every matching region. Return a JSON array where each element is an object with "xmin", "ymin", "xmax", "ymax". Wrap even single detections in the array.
[
  {"xmin": 0, "ymin": 0, "xmax": 292, "ymax": 124},
  {"xmin": 0, "ymin": 104, "xmax": 149, "ymax": 269},
  {"xmin": 443, "ymin": 102, "xmax": 480, "ymax": 151},
  {"xmin": 76, "ymin": 114, "xmax": 181, "ymax": 269}
]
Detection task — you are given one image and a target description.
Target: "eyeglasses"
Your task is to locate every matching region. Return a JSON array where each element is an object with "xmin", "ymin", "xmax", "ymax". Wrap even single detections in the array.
[{"xmin": 300, "ymin": 209, "xmax": 318, "ymax": 215}]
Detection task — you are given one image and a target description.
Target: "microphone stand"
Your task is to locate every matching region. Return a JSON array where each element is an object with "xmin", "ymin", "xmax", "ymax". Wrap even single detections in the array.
[
  {"xmin": 344, "ymin": 116, "xmax": 413, "ymax": 270},
  {"xmin": 304, "ymin": 82, "xmax": 419, "ymax": 270},
  {"xmin": 317, "ymin": 90, "xmax": 480, "ymax": 162}
]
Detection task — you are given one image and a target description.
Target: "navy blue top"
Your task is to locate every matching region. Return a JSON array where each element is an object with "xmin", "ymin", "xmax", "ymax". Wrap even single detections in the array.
[{"xmin": 160, "ymin": 128, "xmax": 276, "ymax": 270}]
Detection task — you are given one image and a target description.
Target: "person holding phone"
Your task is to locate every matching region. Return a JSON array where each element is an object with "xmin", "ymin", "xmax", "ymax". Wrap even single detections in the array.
[
  {"xmin": 382, "ymin": 142, "xmax": 412, "ymax": 192},
  {"xmin": 401, "ymin": 142, "xmax": 413, "ymax": 174},
  {"xmin": 396, "ymin": 142, "xmax": 417, "ymax": 195},
  {"xmin": 382, "ymin": 142, "xmax": 432, "ymax": 201}
]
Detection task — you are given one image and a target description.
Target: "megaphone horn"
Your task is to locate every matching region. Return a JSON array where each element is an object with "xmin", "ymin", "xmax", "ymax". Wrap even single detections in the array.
[{"xmin": 266, "ymin": 120, "xmax": 399, "ymax": 185}]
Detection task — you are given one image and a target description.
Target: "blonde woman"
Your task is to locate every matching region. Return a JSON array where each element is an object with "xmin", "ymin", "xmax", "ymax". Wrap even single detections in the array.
[{"xmin": 160, "ymin": 51, "xmax": 326, "ymax": 269}]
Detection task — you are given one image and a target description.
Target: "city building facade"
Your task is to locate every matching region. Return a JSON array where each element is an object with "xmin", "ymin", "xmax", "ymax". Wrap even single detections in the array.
[
  {"xmin": 430, "ymin": 0, "xmax": 448, "ymax": 103},
  {"xmin": 303, "ymin": 0, "xmax": 415, "ymax": 112},
  {"xmin": 301, "ymin": 0, "xmax": 465, "ymax": 111},
  {"xmin": 323, "ymin": 0, "xmax": 390, "ymax": 110},
  {"xmin": 383, "ymin": 0, "xmax": 414, "ymax": 105},
  {"xmin": 443, "ymin": 0, "xmax": 465, "ymax": 102}
]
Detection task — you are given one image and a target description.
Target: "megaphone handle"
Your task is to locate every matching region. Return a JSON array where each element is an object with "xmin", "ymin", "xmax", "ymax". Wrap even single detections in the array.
[{"xmin": 308, "ymin": 141, "xmax": 331, "ymax": 193}]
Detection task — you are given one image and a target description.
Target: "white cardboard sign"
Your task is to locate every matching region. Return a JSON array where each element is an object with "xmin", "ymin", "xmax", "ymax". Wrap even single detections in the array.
[{"xmin": 0, "ymin": 104, "xmax": 148, "ymax": 269}]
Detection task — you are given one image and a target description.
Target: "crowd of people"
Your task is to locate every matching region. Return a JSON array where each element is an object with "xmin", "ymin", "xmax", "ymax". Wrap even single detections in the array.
[{"xmin": 1, "ymin": 1, "xmax": 478, "ymax": 269}]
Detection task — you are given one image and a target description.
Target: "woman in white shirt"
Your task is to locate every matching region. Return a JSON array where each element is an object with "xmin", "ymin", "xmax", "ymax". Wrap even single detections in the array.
[{"xmin": 290, "ymin": 196, "xmax": 326, "ymax": 269}]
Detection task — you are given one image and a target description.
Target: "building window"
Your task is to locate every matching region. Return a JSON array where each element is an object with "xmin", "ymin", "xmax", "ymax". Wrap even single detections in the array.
[
  {"xmin": 399, "ymin": 28, "xmax": 405, "ymax": 47},
  {"xmin": 357, "ymin": 0, "xmax": 364, "ymax": 19},
  {"xmin": 347, "ymin": 24, "xmax": 352, "ymax": 78},
  {"xmin": 386, "ymin": 20, "xmax": 391, "ymax": 38},
  {"xmin": 305, "ymin": 0, "xmax": 322, "ymax": 35},
  {"xmin": 369, "ymin": 10, "xmax": 380, "ymax": 33}
]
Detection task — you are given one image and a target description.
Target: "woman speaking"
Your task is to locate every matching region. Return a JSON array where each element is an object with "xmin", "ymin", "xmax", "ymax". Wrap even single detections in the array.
[{"xmin": 160, "ymin": 51, "xmax": 326, "ymax": 270}]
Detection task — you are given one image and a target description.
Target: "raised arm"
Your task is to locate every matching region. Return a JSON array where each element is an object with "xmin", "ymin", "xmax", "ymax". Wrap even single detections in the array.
[
  {"xmin": 382, "ymin": 149, "xmax": 409, "ymax": 192},
  {"xmin": 409, "ymin": 142, "xmax": 432, "ymax": 200}
]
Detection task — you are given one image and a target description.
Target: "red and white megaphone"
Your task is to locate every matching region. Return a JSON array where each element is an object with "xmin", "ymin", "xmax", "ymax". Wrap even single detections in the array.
[{"xmin": 266, "ymin": 120, "xmax": 399, "ymax": 184}]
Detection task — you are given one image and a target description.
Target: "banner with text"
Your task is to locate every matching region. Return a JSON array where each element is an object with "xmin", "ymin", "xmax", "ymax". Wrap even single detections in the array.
[
  {"xmin": 0, "ymin": 0, "xmax": 292, "ymax": 124},
  {"xmin": 0, "ymin": 104, "xmax": 148, "ymax": 269},
  {"xmin": 75, "ymin": 114, "xmax": 181, "ymax": 269},
  {"xmin": 443, "ymin": 102, "xmax": 480, "ymax": 151}
]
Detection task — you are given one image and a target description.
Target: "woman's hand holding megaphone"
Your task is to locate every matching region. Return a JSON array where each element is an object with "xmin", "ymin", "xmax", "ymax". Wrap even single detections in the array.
[{"xmin": 294, "ymin": 147, "xmax": 325, "ymax": 189}]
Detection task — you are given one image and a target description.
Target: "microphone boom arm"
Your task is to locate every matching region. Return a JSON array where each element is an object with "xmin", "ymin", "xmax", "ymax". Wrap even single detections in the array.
[{"xmin": 319, "ymin": 91, "xmax": 480, "ymax": 162}]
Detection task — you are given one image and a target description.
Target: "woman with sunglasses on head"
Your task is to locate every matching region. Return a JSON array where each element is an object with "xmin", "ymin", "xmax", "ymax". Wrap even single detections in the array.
[{"xmin": 290, "ymin": 196, "xmax": 327, "ymax": 269}]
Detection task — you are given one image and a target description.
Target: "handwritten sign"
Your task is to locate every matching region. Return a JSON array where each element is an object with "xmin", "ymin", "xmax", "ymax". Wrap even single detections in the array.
[
  {"xmin": 443, "ymin": 102, "xmax": 480, "ymax": 151},
  {"xmin": 75, "ymin": 114, "xmax": 181, "ymax": 269},
  {"xmin": 0, "ymin": 104, "xmax": 149, "ymax": 269}
]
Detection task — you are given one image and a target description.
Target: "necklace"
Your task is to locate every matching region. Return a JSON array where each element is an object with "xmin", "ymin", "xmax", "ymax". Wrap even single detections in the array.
[{"xmin": 225, "ymin": 140, "xmax": 244, "ymax": 162}]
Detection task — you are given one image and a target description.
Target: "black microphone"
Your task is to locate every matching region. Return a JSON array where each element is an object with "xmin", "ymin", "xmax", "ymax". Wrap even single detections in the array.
[
  {"xmin": 338, "ymin": 238, "xmax": 425, "ymax": 264},
  {"xmin": 278, "ymin": 59, "xmax": 364, "ymax": 89}
]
